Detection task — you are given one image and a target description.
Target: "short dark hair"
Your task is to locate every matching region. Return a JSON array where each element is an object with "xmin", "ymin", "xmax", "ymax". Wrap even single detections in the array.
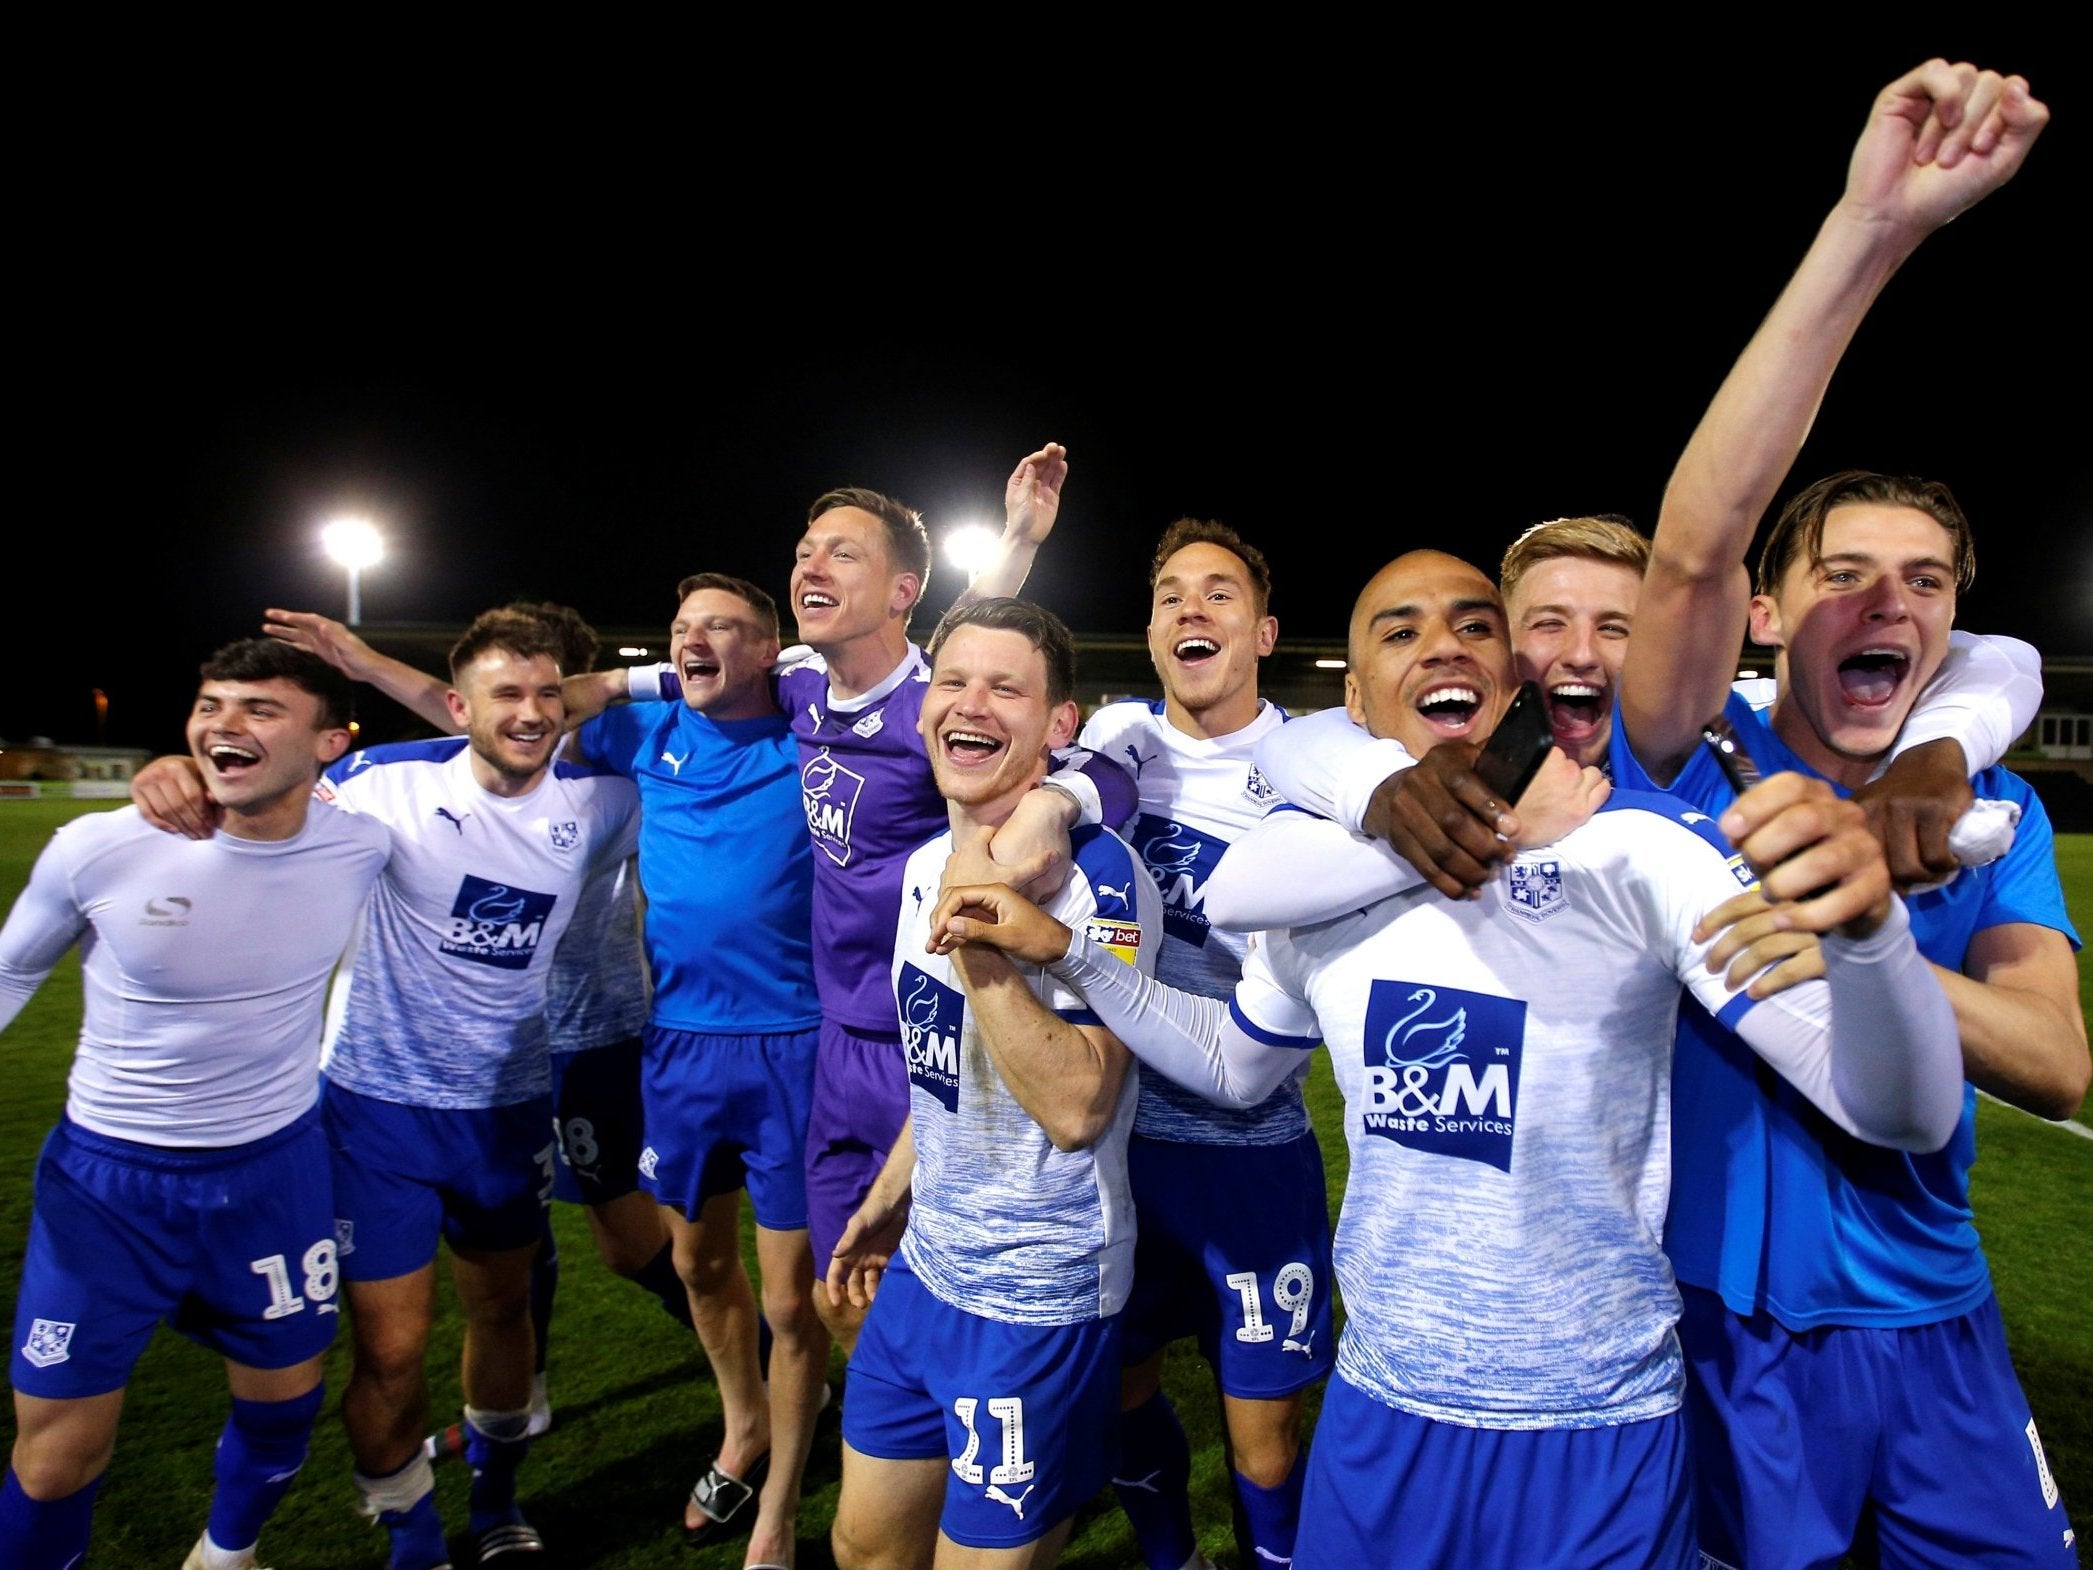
[
  {"xmin": 448, "ymin": 608, "xmax": 567, "ymax": 682},
  {"xmin": 806, "ymin": 485, "xmax": 933, "ymax": 616},
  {"xmin": 198, "ymin": 638, "xmax": 355, "ymax": 730},
  {"xmin": 503, "ymin": 601, "xmax": 599, "ymax": 675},
  {"xmin": 1149, "ymin": 518, "xmax": 1273, "ymax": 616},
  {"xmin": 1756, "ymin": 471, "xmax": 1975, "ymax": 597},
  {"xmin": 926, "ymin": 597, "xmax": 1077, "ymax": 708},
  {"xmin": 676, "ymin": 573, "xmax": 781, "ymax": 642}
]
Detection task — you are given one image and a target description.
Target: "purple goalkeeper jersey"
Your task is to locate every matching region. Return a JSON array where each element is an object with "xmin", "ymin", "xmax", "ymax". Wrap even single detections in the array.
[
  {"xmin": 778, "ymin": 645, "xmax": 1138, "ymax": 1036},
  {"xmin": 778, "ymin": 648, "xmax": 947, "ymax": 1035}
]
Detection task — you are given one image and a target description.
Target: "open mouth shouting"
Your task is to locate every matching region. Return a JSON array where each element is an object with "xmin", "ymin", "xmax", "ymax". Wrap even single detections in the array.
[
  {"xmin": 681, "ymin": 650, "xmax": 722, "ymax": 687},
  {"xmin": 939, "ymin": 726, "xmax": 1007, "ymax": 770},
  {"xmin": 1172, "ymin": 635, "xmax": 1221, "ymax": 667},
  {"xmin": 1415, "ymin": 682, "xmax": 1486, "ymax": 741},
  {"xmin": 1836, "ymin": 647, "xmax": 1909, "ymax": 708},
  {"xmin": 203, "ymin": 741, "xmax": 262, "ymax": 782},
  {"xmin": 1545, "ymin": 681, "xmax": 1607, "ymax": 748}
]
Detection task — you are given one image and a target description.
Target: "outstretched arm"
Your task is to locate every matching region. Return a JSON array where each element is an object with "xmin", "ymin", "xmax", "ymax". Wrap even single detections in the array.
[
  {"xmin": 1621, "ymin": 62, "xmax": 2049, "ymax": 782},
  {"xmin": 264, "ymin": 608, "xmax": 629, "ymax": 740},
  {"xmin": 955, "ymin": 442, "xmax": 1069, "ymax": 606}
]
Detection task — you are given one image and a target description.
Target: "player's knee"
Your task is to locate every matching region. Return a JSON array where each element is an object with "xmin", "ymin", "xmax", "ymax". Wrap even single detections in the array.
[
  {"xmin": 1225, "ymin": 1407, "xmax": 1301, "ymax": 1489},
  {"xmin": 9, "ymin": 1432, "xmax": 114, "ymax": 1501},
  {"xmin": 830, "ymin": 1511, "xmax": 899, "ymax": 1570}
]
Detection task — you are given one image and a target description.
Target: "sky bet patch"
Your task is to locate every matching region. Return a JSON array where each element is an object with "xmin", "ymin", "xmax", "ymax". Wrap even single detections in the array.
[
  {"xmin": 441, "ymin": 875, "xmax": 558, "ymax": 970},
  {"xmin": 1360, "ymin": 979, "xmax": 1526, "ymax": 1172},
  {"xmin": 1083, "ymin": 919, "xmax": 1143, "ymax": 967},
  {"xmin": 898, "ymin": 963, "xmax": 963, "ymax": 1113}
]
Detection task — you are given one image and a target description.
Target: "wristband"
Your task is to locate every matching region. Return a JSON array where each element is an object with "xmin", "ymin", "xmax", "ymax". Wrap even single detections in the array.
[{"xmin": 627, "ymin": 662, "xmax": 677, "ymax": 703}]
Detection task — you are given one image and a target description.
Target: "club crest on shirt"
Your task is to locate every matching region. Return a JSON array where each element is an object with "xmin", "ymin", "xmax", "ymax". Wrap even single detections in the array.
[
  {"xmin": 21, "ymin": 1319, "xmax": 74, "ymax": 1368},
  {"xmin": 1503, "ymin": 857, "xmax": 1566, "ymax": 922},
  {"xmin": 638, "ymin": 1146, "xmax": 660, "ymax": 1180},
  {"xmin": 852, "ymin": 709, "xmax": 885, "ymax": 739},
  {"xmin": 898, "ymin": 963, "xmax": 964, "ymax": 1112},
  {"xmin": 441, "ymin": 875, "xmax": 559, "ymax": 969},
  {"xmin": 1360, "ymin": 980, "xmax": 1526, "ymax": 1172},
  {"xmin": 802, "ymin": 750, "xmax": 867, "ymax": 868},
  {"xmin": 1244, "ymin": 765, "xmax": 1278, "ymax": 808},
  {"xmin": 548, "ymin": 820, "xmax": 580, "ymax": 852},
  {"xmin": 335, "ymin": 1219, "xmax": 356, "ymax": 1256}
]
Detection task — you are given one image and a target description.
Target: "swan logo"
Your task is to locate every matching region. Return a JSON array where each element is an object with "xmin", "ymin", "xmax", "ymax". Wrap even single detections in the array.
[
  {"xmin": 1131, "ymin": 814, "xmax": 1220, "ymax": 947},
  {"xmin": 1359, "ymin": 981, "xmax": 1525, "ymax": 1171},
  {"xmin": 802, "ymin": 750, "xmax": 867, "ymax": 868},
  {"xmin": 1504, "ymin": 857, "xmax": 1565, "ymax": 922},
  {"xmin": 441, "ymin": 875, "xmax": 559, "ymax": 969},
  {"xmin": 898, "ymin": 963, "xmax": 964, "ymax": 1112}
]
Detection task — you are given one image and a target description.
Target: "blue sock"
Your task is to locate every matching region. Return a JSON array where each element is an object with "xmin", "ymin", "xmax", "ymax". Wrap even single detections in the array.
[
  {"xmin": 462, "ymin": 1408, "xmax": 532, "ymax": 1534},
  {"xmin": 1234, "ymin": 1452, "xmax": 1305, "ymax": 1568},
  {"xmin": 205, "ymin": 1383, "xmax": 325, "ymax": 1555},
  {"xmin": 530, "ymin": 1216, "xmax": 558, "ymax": 1377},
  {"xmin": 0, "ymin": 1466, "xmax": 102, "ymax": 1570},
  {"xmin": 632, "ymin": 1239, "xmax": 694, "ymax": 1328},
  {"xmin": 1113, "ymin": 1393, "xmax": 1198, "ymax": 1570},
  {"xmin": 377, "ymin": 1489, "xmax": 448, "ymax": 1570}
]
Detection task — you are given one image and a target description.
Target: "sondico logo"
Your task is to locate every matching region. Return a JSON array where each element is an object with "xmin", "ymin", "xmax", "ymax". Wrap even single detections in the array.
[
  {"xmin": 897, "ymin": 963, "xmax": 964, "ymax": 1113},
  {"xmin": 802, "ymin": 749, "xmax": 867, "ymax": 868},
  {"xmin": 440, "ymin": 875, "xmax": 559, "ymax": 970},
  {"xmin": 1360, "ymin": 980, "xmax": 1526, "ymax": 1172},
  {"xmin": 141, "ymin": 895, "xmax": 193, "ymax": 927}
]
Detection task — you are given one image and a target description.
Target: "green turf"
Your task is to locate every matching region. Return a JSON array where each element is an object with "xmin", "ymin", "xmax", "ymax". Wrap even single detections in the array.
[{"xmin": 0, "ymin": 800, "xmax": 2085, "ymax": 1566}]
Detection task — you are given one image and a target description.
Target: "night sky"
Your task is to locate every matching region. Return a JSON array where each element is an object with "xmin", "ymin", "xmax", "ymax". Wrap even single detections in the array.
[{"xmin": 11, "ymin": 31, "xmax": 2084, "ymax": 757}]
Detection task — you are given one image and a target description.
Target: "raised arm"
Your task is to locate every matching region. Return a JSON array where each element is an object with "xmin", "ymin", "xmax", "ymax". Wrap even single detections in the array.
[
  {"xmin": 263, "ymin": 608, "xmax": 629, "ymax": 739},
  {"xmin": 1621, "ymin": 62, "xmax": 2049, "ymax": 782},
  {"xmin": 955, "ymin": 442, "xmax": 1069, "ymax": 606}
]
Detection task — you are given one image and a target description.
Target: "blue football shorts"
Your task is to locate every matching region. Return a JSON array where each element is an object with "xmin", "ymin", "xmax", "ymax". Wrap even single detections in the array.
[
  {"xmin": 321, "ymin": 1080, "xmax": 553, "ymax": 1281},
  {"xmin": 842, "ymin": 1256, "xmax": 1122, "ymax": 1549},
  {"xmin": 1298, "ymin": 1374, "xmax": 1694, "ymax": 1569},
  {"xmin": 548, "ymin": 1036, "xmax": 645, "ymax": 1206},
  {"xmin": 1120, "ymin": 1130, "xmax": 1335, "ymax": 1396},
  {"xmin": 1680, "ymin": 1284, "xmax": 2078, "ymax": 1569},
  {"xmin": 638, "ymin": 1025, "xmax": 817, "ymax": 1232},
  {"xmin": 11, "ymin": 1110, "xmax": 340, "ymax": 1397}
]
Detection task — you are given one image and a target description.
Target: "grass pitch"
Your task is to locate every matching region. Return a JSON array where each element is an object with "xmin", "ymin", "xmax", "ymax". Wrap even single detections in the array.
[{"xmin": 0, "ymin": 799, "xmax": 2086, "ymax": 1567}]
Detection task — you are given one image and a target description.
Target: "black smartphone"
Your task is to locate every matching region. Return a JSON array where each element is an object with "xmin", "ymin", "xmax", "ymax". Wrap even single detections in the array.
[{"xmin": 1474, "ymin": 681, "xmax": 1554, "ymax": 805}]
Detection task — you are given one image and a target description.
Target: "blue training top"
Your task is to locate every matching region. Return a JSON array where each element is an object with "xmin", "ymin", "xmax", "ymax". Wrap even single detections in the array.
[
  {"xmin": 1612, "ymin": 691, "xmax": 2079, "ymax": 1329},
  {"xmin": 580, "ymin": 702, "xmax": 818, "ymax": 1034}
]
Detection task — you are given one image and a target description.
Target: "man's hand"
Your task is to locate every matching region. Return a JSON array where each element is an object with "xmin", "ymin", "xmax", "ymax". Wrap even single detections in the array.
[
  {"xmin": 1854, "ymin": 738, "xmax": 1972, "ymax": 890},
  {"xmin": 985, "ymin": 787, "xmax": 1075, "ymax": 901},
  {"xmin": 1359, "ymin": 744, "xmax": 1516, "ymax": 901},
  {"xmin": 1509, "ymin": 752, "xmax": 1610, "ymax": 852},
  {"xmin": 1842, "ymin": 60, "xmax": 2048, "ymax": 239},
  {"xmin": 1711, "ymin": 772, "xmax": 1892, "ymax": 941},
  {"xmin": 1695, "ymin": 886, "xmax": 1829, "ymax": 999},
  {"xmin": 1003, "ymin": 442, "xmax": 1069, "ymax": 547},
  {"xmin": 825, "ymin": 1189, "xmax": 911, "ymax": 1310},
  {"xmin": 263, "ymin": 608, "xmax": 382, "ymax": 680},
  {"xmin": 131, "ymin": 754, "xmax": 218, "ymax": 840},
  {"xmin": 929, "ymin": 882, "xmax": 1074, "ymax": 965}
]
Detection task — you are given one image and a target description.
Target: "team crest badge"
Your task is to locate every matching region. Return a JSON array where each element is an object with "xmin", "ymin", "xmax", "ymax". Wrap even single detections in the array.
[
  {"xmin": 852, "ymin": 709, "xmax": 885, "ymax": 739},
  {"xmin": 549, "ymin": 821, "xmax": 580, "ymax": 851},
  {"xmin": 22, "ymin": 1319, "xmax": 75, "ymax": 1368},
  {"xmin": 638, "ymin": 1146, "xmax": 660, "ymax": 1180},
  {"xmin": 1505, "ymin": 858, "xmax": 1566, "ymax": 922},
  {"xmin": 1243, "ymin": 765, "xmax": 1278, "ymax": 807},
  {"xmin": 335, "ymin": 1219, "xmax": 356, "ymax": 1257}
]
